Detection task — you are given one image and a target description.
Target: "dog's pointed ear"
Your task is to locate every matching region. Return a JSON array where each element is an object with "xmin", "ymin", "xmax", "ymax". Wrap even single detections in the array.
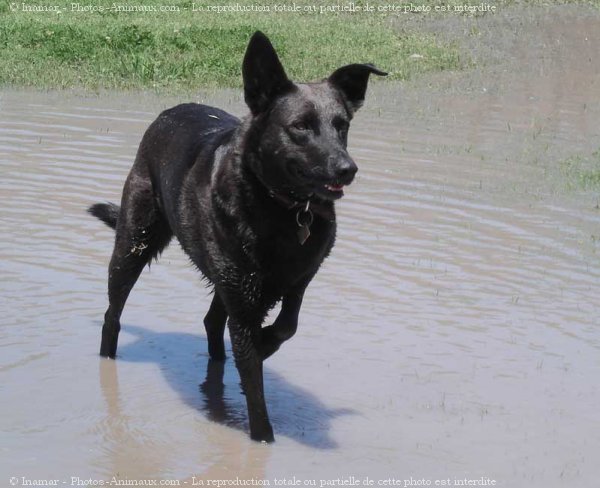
[
  {"xmin": 328, "ymin": 64, "xmax": 388, "ymax": 113},
  {"xmin": 243, "ymin": 31, "xmax": 292, "ymax": 115}
]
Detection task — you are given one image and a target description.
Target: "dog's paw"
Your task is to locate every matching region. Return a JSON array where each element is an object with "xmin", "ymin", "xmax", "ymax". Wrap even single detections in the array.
[
  {"xmin": 259, "ymin": 325, "xmax": 283, "ymax": 360},
  {"xmin": 250, "ymin": 426, "xmax": 275, "ymax": 443}
]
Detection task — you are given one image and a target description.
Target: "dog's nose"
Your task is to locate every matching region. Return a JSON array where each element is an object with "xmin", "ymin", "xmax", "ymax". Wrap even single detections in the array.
[{"xmin": 333, "ymin": 157, "xmax": 358, "ymax": 183}]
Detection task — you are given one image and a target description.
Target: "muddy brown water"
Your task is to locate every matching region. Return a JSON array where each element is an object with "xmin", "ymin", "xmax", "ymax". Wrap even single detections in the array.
[{"xmin": 2, "ymin": 8, "xmax": 600, "ymax": 488}]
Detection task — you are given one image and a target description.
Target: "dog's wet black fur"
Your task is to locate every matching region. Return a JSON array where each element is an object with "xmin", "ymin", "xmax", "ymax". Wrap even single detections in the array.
[{"xmin": 89, "ymin": 31, "xmax": 386, "ymax": 442}]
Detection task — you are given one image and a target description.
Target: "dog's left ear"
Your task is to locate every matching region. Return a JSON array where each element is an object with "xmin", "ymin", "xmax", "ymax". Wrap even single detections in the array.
[
  {"xmin": 328, "ymin": 64, "xmax": 388, "ymax": 113},
  {"xmin": 243, "ymin": 31, "xmax": 292, "ymax": 115}
]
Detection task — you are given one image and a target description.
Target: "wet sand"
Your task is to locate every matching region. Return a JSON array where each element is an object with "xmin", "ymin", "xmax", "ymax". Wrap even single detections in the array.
[{"xmin": 1, "ymin": 5, "xmax": 600, "ymax": 487}]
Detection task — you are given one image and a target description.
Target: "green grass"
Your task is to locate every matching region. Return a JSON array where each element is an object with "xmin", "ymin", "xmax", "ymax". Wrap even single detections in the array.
[
  {"xmin": 2, "ymin": 0, "xmax": 597, "ymax": 91},
  {"xmin": 561, "ymin": 149, "xmax": 600, "ymax": 191},
  {"xmin": 0, "ymin": 0, "xmax": 464, "ymax": 91}
]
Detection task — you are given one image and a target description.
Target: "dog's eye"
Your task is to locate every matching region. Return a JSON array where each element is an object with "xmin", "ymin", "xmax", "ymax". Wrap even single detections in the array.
[
  {"xmin": 292, "ymin": 121, "xmax": 310, "ymax": 132},
  {"xmin": 337, "ymin": 123, "xmax": 349, "ymax": 140},
  {"xmin": 333, "ymin": 119, "xmax": 349, "ymax": 138}
]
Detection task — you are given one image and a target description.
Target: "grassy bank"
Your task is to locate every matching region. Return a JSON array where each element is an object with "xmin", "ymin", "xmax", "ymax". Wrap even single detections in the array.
[
  {"xmin": 0, "ymin": 0, "xmax": 467, "ymax": 91},
  {"xmin": 2, "ymin": 0, "xmax": 598, "ymax": 91}
]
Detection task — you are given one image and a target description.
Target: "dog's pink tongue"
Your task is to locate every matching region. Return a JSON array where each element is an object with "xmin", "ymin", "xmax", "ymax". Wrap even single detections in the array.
[{"xmin": 326, "ymin": 184, "xmax": 344, "ymax": 192}]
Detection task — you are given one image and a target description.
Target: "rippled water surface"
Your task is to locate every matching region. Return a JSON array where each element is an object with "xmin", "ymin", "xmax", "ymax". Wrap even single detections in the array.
[{"xmin": 2, "ymin": 10, "xmax": 600, "ymax": 488}]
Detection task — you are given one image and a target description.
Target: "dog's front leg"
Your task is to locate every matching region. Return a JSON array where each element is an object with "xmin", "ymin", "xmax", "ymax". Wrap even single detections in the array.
[
  {"xmin": 228, "ymin": 320, "xmax": 274, "ymax": 442},
  {"xmin": 204, "ymin": 292, "xmax": 228, "ymax": 361},
  {"xmin": 260, "ymin": 279, "xmax": 309, "ymax": 360}
]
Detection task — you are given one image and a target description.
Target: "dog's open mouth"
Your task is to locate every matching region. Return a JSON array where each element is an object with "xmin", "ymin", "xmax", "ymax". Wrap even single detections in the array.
[
  {"xmin": 324, "ymin": 183, "xmax": 344, "ymax": 193},
  {"xmin": 317, "ymin": 182, "xmax": 346, "ymax": 199},
  {"xmin": 290, "ymin": 165, "xmax": 350, "ymax": 200}
]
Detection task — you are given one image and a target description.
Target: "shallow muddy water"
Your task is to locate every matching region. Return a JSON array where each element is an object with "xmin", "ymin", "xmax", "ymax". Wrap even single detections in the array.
[{"xmin": 2, "ymin": 7, "xmax": 600, "ymax": 488}]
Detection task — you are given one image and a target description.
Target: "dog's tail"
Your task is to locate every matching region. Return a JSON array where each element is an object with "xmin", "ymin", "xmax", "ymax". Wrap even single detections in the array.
[{"xmin": 88, "ymin": 202, "xmax": 120, "ymax": 230}]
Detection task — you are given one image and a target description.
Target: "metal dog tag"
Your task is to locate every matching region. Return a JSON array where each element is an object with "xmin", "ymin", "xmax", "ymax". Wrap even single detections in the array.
[
  {"xmin": 297, "ymin": 224, "xmax": 311, "ymax": 245},
  {"xmin": 296, "ymin": 202, "xmax": 314, "ymax": 245}
]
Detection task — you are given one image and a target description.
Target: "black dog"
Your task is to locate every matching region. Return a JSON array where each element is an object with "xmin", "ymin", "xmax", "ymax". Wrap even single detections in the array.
[{"xmin": 89, "ymin": 31, "xmax": 386, "ymax": 442}]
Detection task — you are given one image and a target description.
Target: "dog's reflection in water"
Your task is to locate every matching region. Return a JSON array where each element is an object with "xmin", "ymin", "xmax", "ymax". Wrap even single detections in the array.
[{"xmin": 99, "ymin": 325, "xmax": 353, "ymax": 458}]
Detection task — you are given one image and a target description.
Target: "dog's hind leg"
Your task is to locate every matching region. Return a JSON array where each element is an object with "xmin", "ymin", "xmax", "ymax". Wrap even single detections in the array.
[
  {"xmin": 100, "ymin": 171, "xmax": 172, "ymax": 359},
  {"xmin": 260, "ymin": 279, "xmax": 309, "ymax": 360},
  {"xmin": 203, "ymin": 292, "xmax": 228, "ymax": 361}
]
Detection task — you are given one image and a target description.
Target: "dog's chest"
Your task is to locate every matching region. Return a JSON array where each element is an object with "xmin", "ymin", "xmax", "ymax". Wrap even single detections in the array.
[{"xmin": 252, "ymin": 216, "xmax": 335, "ymax": 287}]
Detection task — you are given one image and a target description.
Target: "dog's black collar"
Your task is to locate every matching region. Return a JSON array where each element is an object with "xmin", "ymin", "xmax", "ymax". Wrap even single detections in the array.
[{"xmin": 268, "ymin": 190, "xmax": 335, "ymax": 220}]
